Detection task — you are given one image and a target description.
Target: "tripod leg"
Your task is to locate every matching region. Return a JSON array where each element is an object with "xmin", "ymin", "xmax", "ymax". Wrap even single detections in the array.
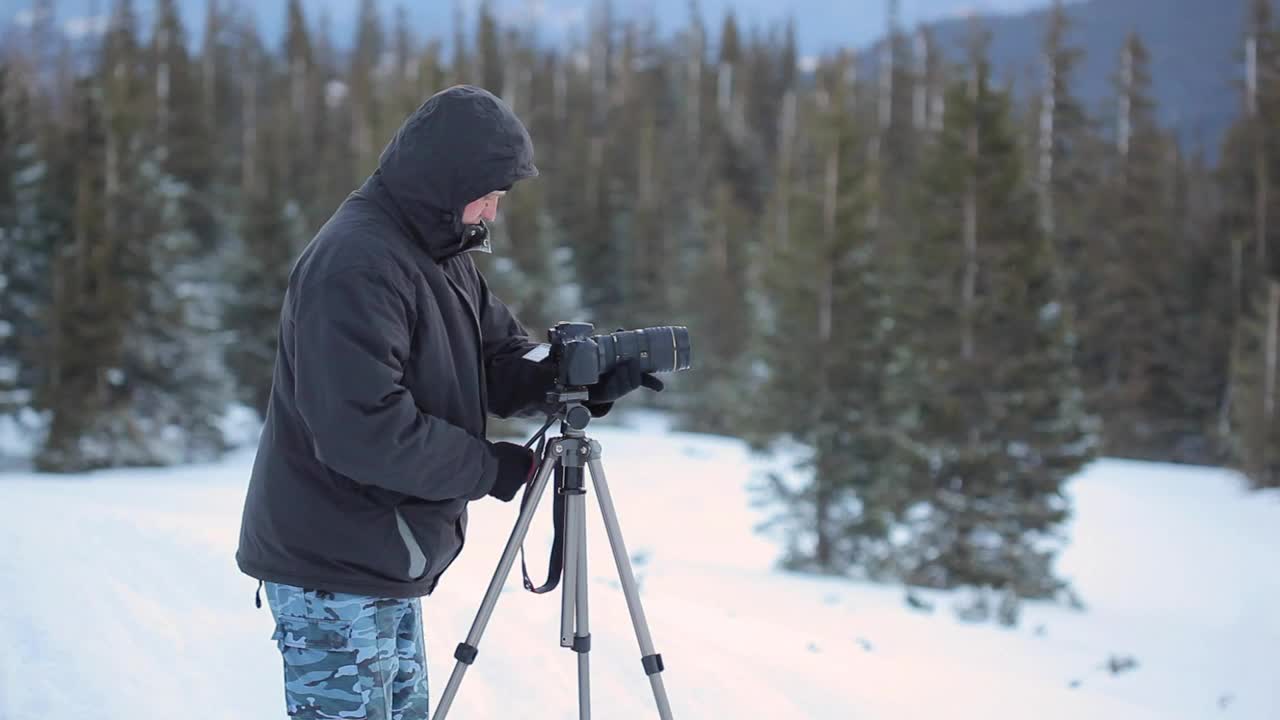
[
  {"xmin": 560, "ymin": 471, "xmax": 579, "ymax": 648},
  {"xmin": 431, "ymin": 451, "xmax": 560, "ymax": 720},
  {"xmin": 575, "ymin": 489, "xmax": 592, "ymax": 720},
  {"xmin": 586, "ymin": 455, "xmax": 675, "ymax": 720}
]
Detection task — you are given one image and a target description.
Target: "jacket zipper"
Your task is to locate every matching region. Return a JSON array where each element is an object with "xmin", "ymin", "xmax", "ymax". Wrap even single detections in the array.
[
  {"xmin": 441, "ymin": 266, "xmax": 489, "ymax": 438},
  {"xmin": 436, "ymin": 261, "xmax": 488, "ymax": 589}
]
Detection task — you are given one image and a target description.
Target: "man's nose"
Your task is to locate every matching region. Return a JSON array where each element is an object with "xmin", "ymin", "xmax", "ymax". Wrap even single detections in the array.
[{"xmin": 483, "ymin": 203, "xmax": 499, "ymax": 221}]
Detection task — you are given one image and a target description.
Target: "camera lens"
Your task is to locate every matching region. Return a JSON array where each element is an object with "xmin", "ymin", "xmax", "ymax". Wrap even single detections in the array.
[{"xmin": 596, "ymin": 326, "xmax": 692, "ymax": 375}]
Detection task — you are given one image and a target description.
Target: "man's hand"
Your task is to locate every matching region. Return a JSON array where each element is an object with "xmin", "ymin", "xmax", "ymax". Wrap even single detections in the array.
[
  {"xmin": 487, "ymin": 441, "xmax": 536, "ymax": 502},
  {"xmin": 585, "ymin": 360, "xmax": 664, "ymax": 418}
]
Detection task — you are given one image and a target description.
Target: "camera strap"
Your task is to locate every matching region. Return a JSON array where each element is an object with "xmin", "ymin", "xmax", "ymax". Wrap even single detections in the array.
[
  {"xmin": 519, "ymin": 463, "xmax": 565, "ymax": 594},
  {"xmin": 518, "ymin": 428, "xmax": 566, "ymax": 595}
]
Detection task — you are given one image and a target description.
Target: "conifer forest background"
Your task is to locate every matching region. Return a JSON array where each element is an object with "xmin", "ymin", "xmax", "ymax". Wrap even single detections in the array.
[{"xmin": 3, "ymin": 0, "xmax": 1280, "ymax": 616}]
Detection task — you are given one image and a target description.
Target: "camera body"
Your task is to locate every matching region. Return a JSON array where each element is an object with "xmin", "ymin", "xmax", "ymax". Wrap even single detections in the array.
[{"xmin": 547, "ymin": 321, "xmax": 693, "ymax": 388}]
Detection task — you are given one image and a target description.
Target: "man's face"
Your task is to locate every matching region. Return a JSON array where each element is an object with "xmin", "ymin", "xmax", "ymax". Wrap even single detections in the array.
[{"xmin": 461, "ymin": 190, "xmax": 505, "ymax": 225}]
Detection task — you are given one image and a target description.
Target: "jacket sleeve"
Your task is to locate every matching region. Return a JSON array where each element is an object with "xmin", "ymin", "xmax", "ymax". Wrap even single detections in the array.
[
  {"xmin": 292, "ymin": 267, "xmax": 500, "ymax": 502},
  {"xmin": 476, "ymin": 273, "xmax": 558, "ymax": 419}
]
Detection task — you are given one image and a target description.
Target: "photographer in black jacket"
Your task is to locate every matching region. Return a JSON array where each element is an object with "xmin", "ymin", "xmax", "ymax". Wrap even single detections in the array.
[{"xmin": 235, "ymin": 85, "xmax": 656, "ymax": 719}]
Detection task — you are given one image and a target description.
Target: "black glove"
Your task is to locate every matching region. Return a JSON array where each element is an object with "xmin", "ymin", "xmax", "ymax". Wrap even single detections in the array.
[
  {"xmin": 487, "ymin": 441, "xmax": 536, "ymax": 502},
  {"xmin": 586, "ymin": 359, "xmax": 664, "ymax": 417}
]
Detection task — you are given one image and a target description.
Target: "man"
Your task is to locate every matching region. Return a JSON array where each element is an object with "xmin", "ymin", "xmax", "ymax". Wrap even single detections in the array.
[{"xmin": 236, "ymin": 85, "xmax": 659, "ymax": 719}]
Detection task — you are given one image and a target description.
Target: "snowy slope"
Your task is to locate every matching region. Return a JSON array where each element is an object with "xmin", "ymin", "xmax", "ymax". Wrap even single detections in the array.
[{"xmin": 0, "ymin": 413, "xmax": 1277, "ymax": 720}]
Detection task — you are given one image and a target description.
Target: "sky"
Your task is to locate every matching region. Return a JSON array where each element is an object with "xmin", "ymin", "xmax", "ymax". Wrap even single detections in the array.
[{"xmin": 4, "ymin": 0, "xmax": 1058, "ymax": 51}]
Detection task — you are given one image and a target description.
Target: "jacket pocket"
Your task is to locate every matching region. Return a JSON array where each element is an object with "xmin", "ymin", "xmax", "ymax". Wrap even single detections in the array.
[
  {"xmin": 271, "ymin": 616, "xmax": 369, "ymax": 719},
  {"xmin": 394, "ymin": 508, "xmax": 431, "ymax": 581}
]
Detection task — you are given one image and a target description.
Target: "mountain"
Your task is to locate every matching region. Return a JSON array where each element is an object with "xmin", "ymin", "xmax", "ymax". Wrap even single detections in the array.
[
  {"xmin": 904, "ymin": 0, "xmax": 1275, "ymax": 156},
  {"xmin": 1, "ymin": 0, "xmax": 1268, "ymax": 155}
]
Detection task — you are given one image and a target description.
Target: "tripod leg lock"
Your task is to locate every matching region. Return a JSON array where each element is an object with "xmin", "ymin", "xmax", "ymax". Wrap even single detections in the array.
[
  {"xmin": 571, "ymin": 634, "xmax": 591, "ymax": 654},
  {"xmin": 641, "ymin": 653, "xmax": 665, "ymax": 675},
  {"xmin": 454, "ymin": 642, "xmax": 479, "ymax": 665}
]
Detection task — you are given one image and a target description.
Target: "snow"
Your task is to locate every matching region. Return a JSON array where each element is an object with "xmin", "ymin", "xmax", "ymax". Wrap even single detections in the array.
[
  {"xmin": 0, "ymin": 408, "xmax": 41, "ymax": 464},
  {"xmin": 1, "ymin": 415, "xmax": 1278, "ymax": 719}
]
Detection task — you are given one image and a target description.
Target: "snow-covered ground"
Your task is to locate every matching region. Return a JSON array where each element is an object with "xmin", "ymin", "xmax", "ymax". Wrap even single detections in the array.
[{"xmin": 1, "ymin": 412, "xmax": 1277, "ymax": 719}]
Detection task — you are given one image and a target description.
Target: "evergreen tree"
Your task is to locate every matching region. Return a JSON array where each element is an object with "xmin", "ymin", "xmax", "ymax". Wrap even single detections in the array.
[
  {"xmin": 901, "ymin": 30, "xmax": 1097, "ymax": 613},
  {"xmin": 476, "ymin": 1, "xmax": 503, "ymax": 96},
  {"xmin": 1221, "ymin": 0, "xmax": 1280, "ymax": 480},
  {"xmin": 1077, "ymin": 33, "xmax": 1189, "ymax": 458},
  {"xmin": 0, "ymin": 63, "xmax": 52, "ymax": 419},
  {"xmin": 349, "ymin": 0, "xmax": 385, "ymax": 182},
  {"xmin": 135, "ymin": 0, "xmax": 232, "ymax": 456},
  {"xmin": 1229, "ymin": 280, "xmax": 1280, "ymax": 487},
  {"xmin": 558, "ymin": 3, "xmax": 628, "ymax": 328},
  {"xmin": 38, "ymin": 0, "xmax": 229, "ymax": 470},
  {"xmin": 678, "ymin": 8, "xmax": 763, "ymax": 433},
  {"xmin": 748, "ymin": 56, "xmax": 908, "ymax": 576},
  {"xmin": 1034, "ymin": 1, "xmax": 1103, "ymax": 307},
  {"xmin": 282, "ymin": 0, "xmax": 329, "ymax": 233},
  {"xmin": 36, "ymin": 73, "xmax": 120, "ymax": 471},
  {"xmin": 222, "ymin": 18, "xmax": 308, "ymax": 415},
  {"xmin": 1163, "ymin": 148, "xmax": 1234, "ymax": 463},
  {"xmin": 869, "ymin": 0, "xmax": 922, "ymax": 245}
]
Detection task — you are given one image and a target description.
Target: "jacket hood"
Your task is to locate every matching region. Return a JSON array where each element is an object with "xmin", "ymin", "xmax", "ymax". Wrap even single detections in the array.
[{"xmin": 365, "ymin": 85, "xmax": 539, "ymax": 261}]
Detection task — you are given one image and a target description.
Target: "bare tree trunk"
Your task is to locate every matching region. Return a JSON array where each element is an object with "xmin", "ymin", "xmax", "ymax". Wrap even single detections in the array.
[
  {"xmin": 962, "ymin": 62, "xmax": 980, "ymax": 361},
  {"xmin": 914, "ymin": 29, "xmax": 929, "ymax": 130},
  {"xmin": 1249, "ymin": 34, "xmax": 1268, "ymax": 268},
  {"xmin": 686, "ymin": 33, "xmax": 701, "ymax": 150},
  {"xmin": 820, "ymin": 151, "xmax": 838, "ymax": 343},
  {"xmin": 202, "ymin": 0, "xmax": 219, "ymax": 120},
  {"xmin": 814, "ymin": 475, "xmax": 834, "ymax": 570},
  {"xmin": 241, "ymin": 65, "xmax": 257, "ymax": 198},
  {"xmin": 1038, "ymin": 55, "xmax": 1056, "ymax": 236},
  {"xmin": 1118, "ymin": 42, "xmax": 1133, "ymax": 158},
  {"xmin": 716, "ymin": 61, "xmax": 733, "ymax": 116},
  {"xmin": 1256, "ymin": 147, "xmax": 1269, "ymax": 267},
  {"xmin": 1265, "ymin": 280, "xmax": 1279, "ymax": 424},
  {"xmin": 553, "ymin": 56, "xmax": 567, "ymax": 124},
  {"xmin": 776, "ymin": 89, "xmax": 796, "ymax": 252},
  {"xmin": 157, "ymin": 26, "xmax": 171, "ymax": 140}
]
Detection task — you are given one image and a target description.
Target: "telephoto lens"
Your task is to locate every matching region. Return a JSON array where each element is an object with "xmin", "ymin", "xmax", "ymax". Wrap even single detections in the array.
[{"xmin": 595, "ymin": 326, "xmax": 692, "ymax": 376}]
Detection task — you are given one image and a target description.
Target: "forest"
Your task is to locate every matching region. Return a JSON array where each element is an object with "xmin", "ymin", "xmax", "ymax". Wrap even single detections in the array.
[{"xmin": 2, "ymin": 0, "xmax": 1279, "ymax": 616}]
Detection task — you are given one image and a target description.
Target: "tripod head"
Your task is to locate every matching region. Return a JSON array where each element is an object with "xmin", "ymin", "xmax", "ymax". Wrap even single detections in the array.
[{"xmin": 543, "ymin": 385, "xmax": 594, "ymax": 435}]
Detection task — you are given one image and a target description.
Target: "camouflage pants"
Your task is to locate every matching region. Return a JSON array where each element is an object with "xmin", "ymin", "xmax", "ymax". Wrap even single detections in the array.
[{"xmin": 264, "ymin": 582, "xmax": 430, "ymax": 719}]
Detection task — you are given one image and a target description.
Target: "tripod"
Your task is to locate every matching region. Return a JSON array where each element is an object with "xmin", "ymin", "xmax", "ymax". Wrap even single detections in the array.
[{"xmin": 431, "ymin": 392, "xmax": 675, "ymax": 720}]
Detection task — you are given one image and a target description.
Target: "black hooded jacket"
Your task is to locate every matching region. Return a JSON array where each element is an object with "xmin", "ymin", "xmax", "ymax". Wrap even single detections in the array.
[{"xmin": 236, "ymin": 86, "xmax": 554, "ymax": 599}]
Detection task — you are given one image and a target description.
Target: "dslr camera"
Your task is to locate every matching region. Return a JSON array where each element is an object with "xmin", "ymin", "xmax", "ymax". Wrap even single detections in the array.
[{"xmin": 547, "ymin": 322, "xmax": 692, "ymax": 388}]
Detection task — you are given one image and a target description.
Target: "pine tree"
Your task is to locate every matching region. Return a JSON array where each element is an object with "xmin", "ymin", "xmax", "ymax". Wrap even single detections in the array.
[
  {"xmin": 38, "ymin": 0, "xmax": 229, "ymax": 470},
  {"xmin": 1222, "ymin": 0, "xmax": 1280, "ymax": 483},
  {"xmin": 748, "ymin": 56, "xmax": 909, "ymax": 576},
  {"xmin": 1229, "ymin": 280, "xmax": 1280, "ymax": 487},
  {"xmin": 36, "ymin": 72, "xmax": 120, "ymax": 471},
  {"xmin": 901, "ymin": 29, "xmax": 1096, "ymax": 613},
  {"xmin": 558, "ymin": 2, "xmax": 628, "ymax": 328},
  {"xmin": 1162, "ymin": 148, "xmax": 1233, "ymax": 463},
  {"xmin": 476, "ymin": 1, "xmax": 503, "ymax": 95},
  {"xmin": 678, "ymin": 8, "xmax": 762, "ymax": 433},
  {"xmin": 869, "ymin": 0, "xmax": 922, "ymax": 245},
  {"xmin": 1077, "ymin": 33, "xmax": 1190, "ymax": 458},
  {"xmin": 349, "ymin": 0, "xmax": 385, "ymax": 182},
  {"xmin": 475, "ymin": 26, "xmax": 571, "ymax": 339},
  {"xmin": 135, "ymin": 0, "xmax": 232, "ymax": 457},
  {"xmin": 0, "ymin": 63, "xmax": 52, "ymax": 419},
  {"xmin": 222, "ymin": 17, "xmax": 308, "ymax": 415},
  {"xmin": 1035, "ymin": 1, "xmax": 1102, "ymax": 308},
  {"xmin": 281, "ymin": 0, "xmax": 330, "ymax": 233}
]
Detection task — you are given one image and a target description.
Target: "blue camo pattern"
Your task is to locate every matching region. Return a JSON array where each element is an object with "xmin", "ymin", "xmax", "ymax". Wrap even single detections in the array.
[{"xmin": 265, "ymin": 582, "xmax": 429, "ymax": 719}]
